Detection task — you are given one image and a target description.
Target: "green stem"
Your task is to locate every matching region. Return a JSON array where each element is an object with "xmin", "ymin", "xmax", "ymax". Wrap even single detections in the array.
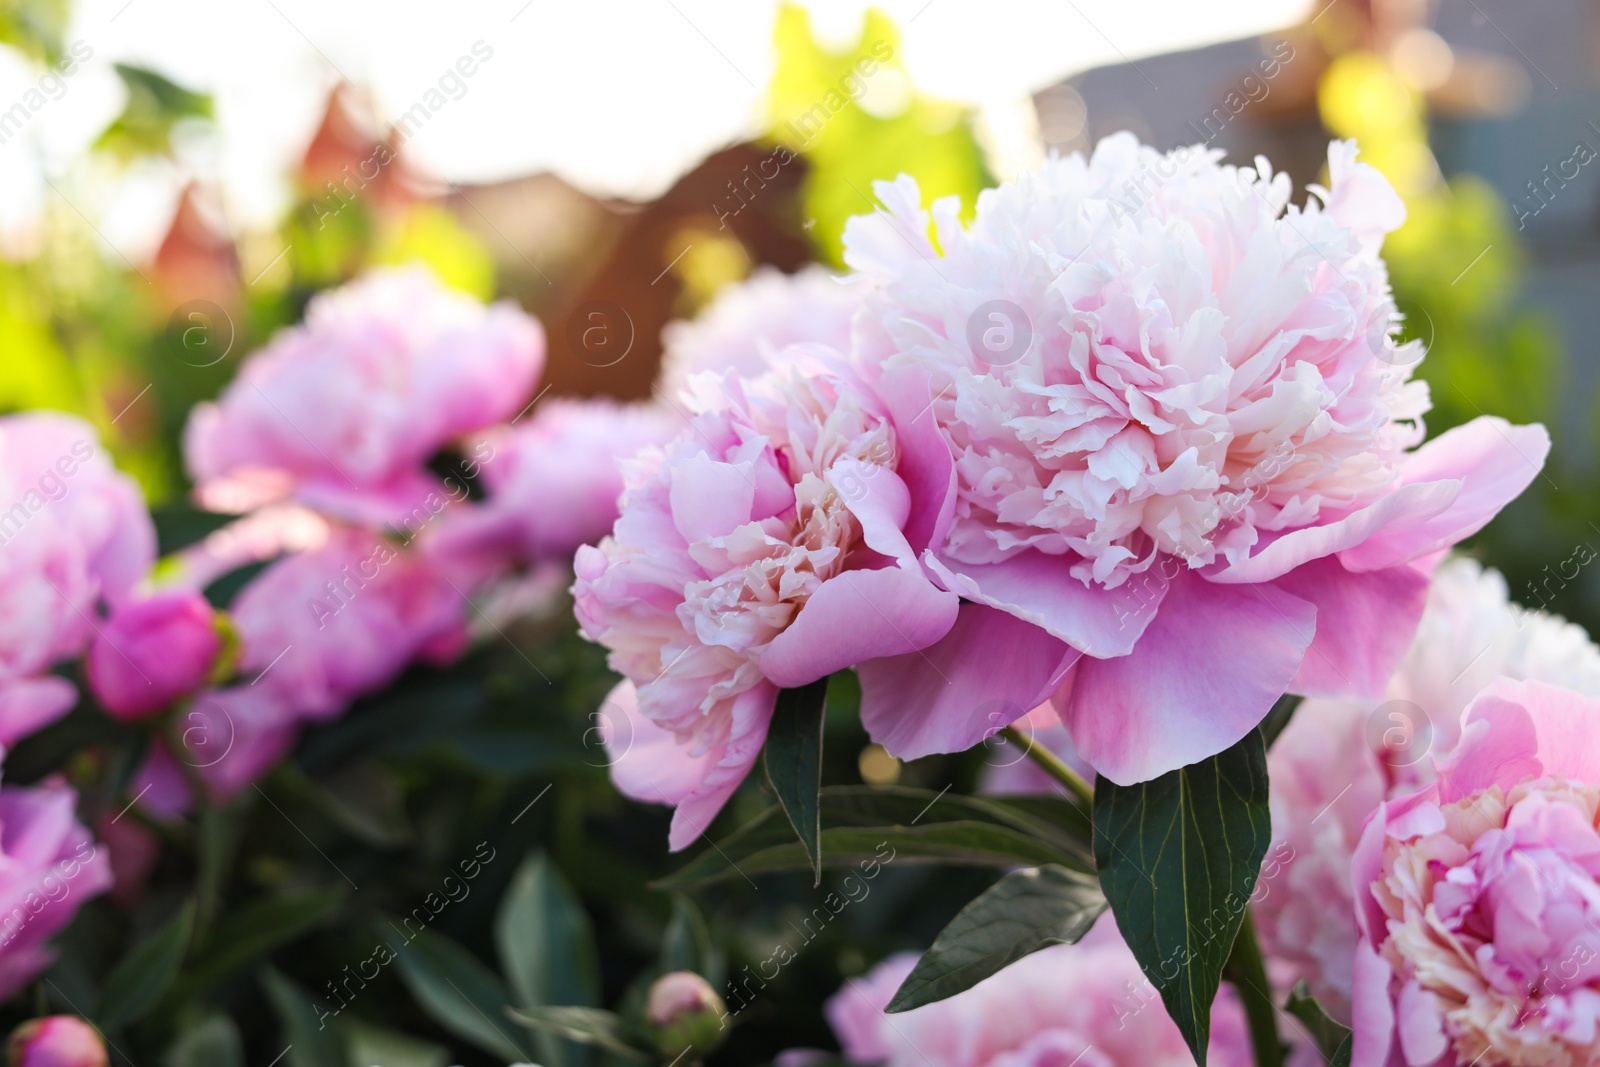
[
  {"xmin": 1000, "ymin": 725, "xmax": 1094, "ymax": 807},
  {"xmin": 1224, "ymin": 911, "xmax": 1285, "ymax": 1067}
]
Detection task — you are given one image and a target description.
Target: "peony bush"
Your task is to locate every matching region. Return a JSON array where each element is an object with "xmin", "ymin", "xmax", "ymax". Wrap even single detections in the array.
[{"xmin": 0, "ymin": 123, "xmax": 1583, "ymax": 1067}]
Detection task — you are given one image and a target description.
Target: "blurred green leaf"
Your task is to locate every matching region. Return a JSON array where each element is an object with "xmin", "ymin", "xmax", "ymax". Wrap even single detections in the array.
[
  {"xmin": 97, "ymin": 63, "xmax": 213, "ymax": 160},
  {"xmin": 176, "ymin": 886, "xmax": 346, "ymax": 1001},
  {"xmin": 0, "ymin": 0, "xmax": 69, "ymax": 60},
  {"xmin": 99, "ymin": 900, "xmax": 196, "ymax": 1031},
  {"xmin": 342, "ymin": 1017, "xmax": 451, "ymax": 1067},
  {"xmin": 1284, "ymin": 982, "xmax": 1352, "ymax": 1067},
  {"xmin": 260, "ymin": 967, "xmax": 345, "ymax": 1067},
  {"xmin": 505, "ymin": 1006, "xmax": 650, "ymax": 1059},
  {"xmin": 165, "ymin": 1013, "xmax": 244, "ymax": 1067},
  {"xmin": 495, "ymin": 853, "xmax": 601, "ymax": 1067},
  {"xmin": 389, "ymin": 922, "xmax": 535, "ymax": 1064}
]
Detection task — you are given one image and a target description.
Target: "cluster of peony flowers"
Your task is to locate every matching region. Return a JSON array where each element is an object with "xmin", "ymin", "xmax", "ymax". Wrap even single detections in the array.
[
  {"xmin": 791, "ymin": 913, "xmax": 1252, "ymax": 1067},
  {"xmin": 578, "ymin": 134, "xmax": 1548, "ymax": 848}
]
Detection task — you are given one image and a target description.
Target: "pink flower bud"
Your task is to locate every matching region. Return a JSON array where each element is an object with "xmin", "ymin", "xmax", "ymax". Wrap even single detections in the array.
[
  {"xmin": 87, "ymin": 592, "xmax": 223, "ymax": 721},
  {"xmin": 646, "ymin": 971, "xmax": 726, "ymax": 1059},
  {"xmin": 6, "ymin": 1016, "xmax": 107, "ymax": 1067}
]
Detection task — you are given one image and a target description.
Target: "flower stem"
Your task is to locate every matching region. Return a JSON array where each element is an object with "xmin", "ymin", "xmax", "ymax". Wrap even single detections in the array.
[
  {"xmin": 1224, "ymin": 910, "xmax": 1285, "ymax": 1067},
  {"xmin": 1000, "ymin": 725, "xmax": 1094, "ymax": 807}
]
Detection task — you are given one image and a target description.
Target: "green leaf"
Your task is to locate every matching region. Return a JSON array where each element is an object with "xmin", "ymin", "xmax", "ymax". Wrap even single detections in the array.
[
  {"xmin": 97, "ymin": 63, "xmax": 213, "ymax": 160},
  {"xmin": 176, "ymin": 887, "xmax": 346, "ymax": 1001},
  {"xmin": 657, "ymin": 786, "xmax": 1091, "ymax": 889},
  {"xmin": 389, "ymin": 922, "xmax": 536, "ymax": 1064},
  {"xmin": 765, "ymin": 677, "xmax": 829, "ymax": 886},
  {"xmin": 342, "ymin": 1017, "xmax": 451, "ymax": 1067},
  {"xmin": 259, "ymin": 967, "xmax": 344, "ymax": 1067},
  {"xmin": 888, "ymin": 865, "xmax": 1106, "ymax": 1012},
  {"xmin": 1284, "ymin": 982, "xmax": 1352, "ymax": 1067},
  {"xmin": 494, "ymin": 854, "xmax": 601, "ymax": 1067},
  {"xmin": 1092, "ymin": 730, "xmax": 1272, "ymax": 1066},
  {"xmin": 165, "ymin": 1014, "xmax": 244, "ymax": 1067},
  {"xmin": 98, "ymin": 900, "xmax": 196, "ymax": 1031},
  {"xmin": 505, "ymin": 1006, "xmax": 651, "ymax": 1059},
  {"xmin": 659, "ymin": 894, "xmax": 717, "ymax": 982}
]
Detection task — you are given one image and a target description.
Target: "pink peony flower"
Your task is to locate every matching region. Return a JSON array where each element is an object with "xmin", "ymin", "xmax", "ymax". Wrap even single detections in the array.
[
  {"xmin": 226, "ymin": 526, "xmax": 467, "ymax": 723},
  {"xmin": 657, "ymin": 265, "xmax": 862, "ymax": 402},
  {"xmin": 5, "ymin": 1016, "xmax": 107, "ymax": 1067},
  {"xmin": 1350, "ymin": 678, "xmax": 1600, "ymax": 1067},
  {"xmin": 425, "ymin": 398, "xmax": 679, "ymax": 586},
  {"xmin": 576, "ymin": 354, "xmax": 959, "ymax": 849},
  {"xmin": 0, "ymin": 780, "xmax": 112, "ymax": 1000},
  {"xmin": 1259, "ymin": 558, "xmax": 1600, "ymax": 1021},
  {"xmin": 0, "ymin": 414, "xmax": 155, "ymax": 746},
  {"xmin": 841, "ymin": 135, "xmax": 1548, "ymax": 784},
  {"xmin": 86, "ymin": 591, "xmax": 223, "ymax": 721},
  {"xmin": 144, "ymin": 527, "xmax": 471, "ymax": 805},
  {"xmin": 184, "ymin": 267, "xmax": 544, "ymax": 527},
  {"xmin": 819, "ymin": 914, "xmax": 1252, "ymax": 1067}
]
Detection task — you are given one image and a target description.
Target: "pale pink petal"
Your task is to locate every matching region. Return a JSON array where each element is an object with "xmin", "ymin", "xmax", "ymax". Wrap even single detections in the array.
[
  {"xmin": 924, "ymin": 551, "xmax": 1162, "ymax": 658},
  {"xmin": 1341, "ymin": 418, "xmax": 1550, "ymax": 573},
  {"xmin": 1272, "ymin": 556, "xmax": 1431, "ymax": 702},
  {"xmin": 858, "ymin": 604, "xmax": 1078, "ymax": 760},
  {"xmin": 1348, "ymin": 937, "xmax": 1396, "ymax": 1067},
  {"xmin": 667, "ymin": 683, "xmax": 777, "ymax": 851},
  {"xmin": 1441, "ymin": 678, "xmax": 1600, "ymax": 800},
  {"xmin": 1060, "ymin": 573, "xmax": 1315, "ymax": 784},
  {"xmin": 0, "ymin": 678, "xmax": 76, "ymax": 747},
  {"xmin": 761, "ymin": 568, "xmax": 959, "ymax": 689},
  {"xmin": 601, "ymin": 680, "xmax": 715, "ymax": 806}
]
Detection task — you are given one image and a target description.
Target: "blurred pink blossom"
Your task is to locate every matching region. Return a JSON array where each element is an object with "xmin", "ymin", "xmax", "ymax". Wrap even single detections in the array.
[
  {"xmin": 184, "ymin": 267, "xmax": 544, "ymax": 527},
  {"xmin": 0, "ymin": 414, "xmax": 154, "ymax": 746},
  {"xmin": 817, "ymin": 914, "xmax": 1251, "ymax": 1067},
  {"xmin": 86, "ymin": 591, "xmax": 223, "ymax": 721},
  {"xmin": 5, "ymin": 1015, "xmax": 107, "ymax": 1067}
]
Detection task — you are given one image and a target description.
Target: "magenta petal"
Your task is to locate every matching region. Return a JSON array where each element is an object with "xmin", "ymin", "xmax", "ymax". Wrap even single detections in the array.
[
  {"xmin": 924, "ymin": 551, "xmax": 1162, "ymax": 658},
  {"xmin": 1342, "ymin": 417, "xmax": 1550, "ymax": 572},
  {"xmin": 761, "ymin": 568, "xmax": 959, "ymax": 689},
  {"xmin": 1273, "ymin": 557, "xmax": 1431, "ymax": 703},
  {"xmin": 857, "ymin": 604, "xmax": 1078, "ymax": 761},
  {"xmin": 1061, "ymin": 573, "xmax": 1315, "ymax": 784}
]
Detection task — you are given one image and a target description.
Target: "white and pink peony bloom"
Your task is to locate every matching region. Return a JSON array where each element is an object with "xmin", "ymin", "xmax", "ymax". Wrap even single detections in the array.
[
  {"xmin": 1350, "ymin": 678, "xmax": 1600, "ymax": 1066},
  {"xmin": 815, "ymin": 914, "xmax": 1252, "ymax": 1067},
  {"xmin": 841, "ymin": 134, "xmax": 1547, "ymax": 784},
  {"xmin": 576, "ymin": 354, "xmax": 959, "ymax": 848},
  {"xmin": 1259, "ymin": 557, "xmax": 1600, "ymax": 1021},
  {"xmin": 0, "ymin": 414, "xmax": 154, "ymax": 746},
  {"xmin": 425, "ymin": 398, "xmax": 678, "ymax": 586},
  {"xmin": 657, "ymin": 265, "xmax": 862, "ymax": 403},
  {"xmin": 184, "ymin": 267, "xmax": 544, "ymax": 527},
  {"xmin": 0, "ymin": 779, "xmax": 112, "ymax": 1000}
]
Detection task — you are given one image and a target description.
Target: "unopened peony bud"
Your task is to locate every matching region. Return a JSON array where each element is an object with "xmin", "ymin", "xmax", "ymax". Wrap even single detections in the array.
[
  {"xmin": 6, "ymin": 1016, "xmax": 107, "ymax": 1067},
  {"xmin": 646, "ymin": 971, "xmax": 726, "ymax": 1059},
  {"xmin": 87, "ymin": 592, "xmax": 225, "ymax": 721}
]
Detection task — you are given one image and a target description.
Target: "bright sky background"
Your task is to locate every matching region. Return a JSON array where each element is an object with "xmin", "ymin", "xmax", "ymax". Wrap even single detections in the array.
[{"xmin": 0, "ymin": 0, "xmax": 1313, "ymax": 256}]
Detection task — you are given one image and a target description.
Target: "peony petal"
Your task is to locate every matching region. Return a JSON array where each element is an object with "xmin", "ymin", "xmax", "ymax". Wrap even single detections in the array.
[
  {"xmin": 830, "ymin": 458, "xmax": 916, "ymax": 566},
  {"xmin": 600, "ymin": 680, "xmax": 714, "ymax": 806},
  {"xmin": 875, "ymin": 363, "xmax": 957, "ymax": 554},
  {"xmin": 1208, "ymin": 480, "xmax": 1461, "ymax": 585},
  {"xmin": 667, "ymin": 683, "xmax": 776, "ymax": 851},
  {"xmin": 1341, "ymin": 418, "xmax": 1549, "ymax": 573},
  {"xmin": 858, "ymin": 604, "xmax": 1078, "ymax": 761},
  {"xmin": 1441, "ymin": 678, "xmax": 1600, "ymax": 800},
  {"xmin": 1348, "ymin": 936, "xmax": 1397, "ymax": 1067},
  {"xmin": 1060, "ymin": 573, "xmax": 1315, "ymax": 784},
  {"xmin": 669, "ymin": 452, "xmax": 758, "ymax": 543},
  {"xmin": 1396, "ymin": 980, "xmax": 1449, "ymax": 1066},
  {"xmin": 0, "ymin": 677, "xmax": 77, "ymax": 748},
  {"xmin": 760, "ymin": 568, "xmax": 959, "ymax": 689},
  {"xmin": 1272, "ymin": 556, "xmax": 1431, "ymax": 703},
  {"xmin": 924, "ymin": 550, "xmax": 1164, "ymax": 658}
]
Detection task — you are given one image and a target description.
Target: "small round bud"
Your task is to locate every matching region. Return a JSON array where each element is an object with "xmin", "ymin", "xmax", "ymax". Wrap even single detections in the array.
[
  {"xmin": 646, "ymin": 970, "xmax": 727, "ymax": 1060},
  {"xmin": 6, "ymin": 1016, "xmax": 108, "ymax": 1067}
]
